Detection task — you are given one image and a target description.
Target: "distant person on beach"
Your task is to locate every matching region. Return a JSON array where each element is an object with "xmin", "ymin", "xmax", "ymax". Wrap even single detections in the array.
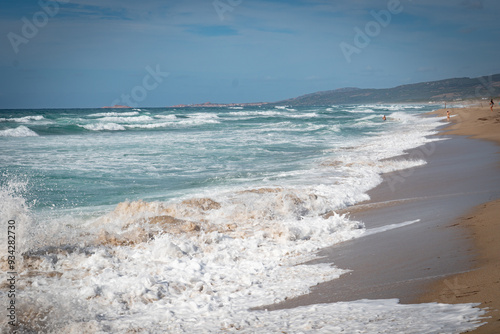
[
  {"xmin": 447, "ymin": 110, "xmax": 450, "ymax": 120},
  {"xmin": 382, "ymin": 115, "xmax": 386, "ymax": 121},
  {"xmin": 490, "ymin": 99, "xmax": 494, "ymax": 112}
]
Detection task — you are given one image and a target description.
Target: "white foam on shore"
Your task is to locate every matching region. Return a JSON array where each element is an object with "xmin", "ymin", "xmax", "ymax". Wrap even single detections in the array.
[
  {"xmin": 0, "ymin": 200, "xmax": 485, "ymax": 332},
  {"xmin": 363, "ymin": 219, "xmax": 421, "ymax": 237}
]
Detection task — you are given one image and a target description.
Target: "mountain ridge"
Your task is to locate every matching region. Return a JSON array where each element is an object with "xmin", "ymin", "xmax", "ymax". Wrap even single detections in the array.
[{"xmin": 271, "ymin": 74, "xmax": 500, "ymax": 106}]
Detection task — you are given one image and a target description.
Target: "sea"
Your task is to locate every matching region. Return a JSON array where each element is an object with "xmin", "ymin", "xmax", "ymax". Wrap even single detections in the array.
[{"xmin": 0, "ymin": 104, "xmax": 485, "ymax": 333}]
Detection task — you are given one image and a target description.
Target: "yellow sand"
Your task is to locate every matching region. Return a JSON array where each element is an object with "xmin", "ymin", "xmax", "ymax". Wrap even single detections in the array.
[{"xmin": 419, "ymin": 105, "xmax": 500, "ymax": 333}]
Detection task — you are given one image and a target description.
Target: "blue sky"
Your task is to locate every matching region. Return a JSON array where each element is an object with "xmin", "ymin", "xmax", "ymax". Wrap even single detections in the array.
[{"xmin": 1, "ymin": 0, "xmax": 499, "ymax": 108}]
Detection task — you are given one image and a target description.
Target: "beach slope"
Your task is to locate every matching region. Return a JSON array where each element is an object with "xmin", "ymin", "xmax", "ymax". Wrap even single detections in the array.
[{"xmin": 418, "ymin": 106, "xmax": 500, "ymax": 333}]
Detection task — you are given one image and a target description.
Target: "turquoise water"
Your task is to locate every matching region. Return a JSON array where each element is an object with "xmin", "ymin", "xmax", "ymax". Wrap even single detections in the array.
[{"xmin": 1, "ymin": 105, "xmax": 434, "ymax": 214}]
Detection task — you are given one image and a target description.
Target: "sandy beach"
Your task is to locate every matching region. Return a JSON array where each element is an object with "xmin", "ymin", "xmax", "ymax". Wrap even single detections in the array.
[
  {"xmin": 418, "ymin": 105, "xmax": 500, "ymax": 333},
  {"xmin": 261, "ymin": 103, "xmax": 500, "ymax": 332}
]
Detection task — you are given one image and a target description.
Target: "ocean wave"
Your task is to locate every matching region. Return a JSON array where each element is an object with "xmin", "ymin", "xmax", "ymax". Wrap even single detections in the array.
[
  {"xmin": 387, "ymin": 111, "xmax": 425, "ymax": 124},
  {"xmin": 79, "ymin": 123, "xmax": 126, "ymax": 131},
  {"xmin": 386, "ymin": 104, "xmax": 426, "ymax": 110},
  {"xmin": 287, "ymin": 112, "xmax": 319, "ymax": 118},
  {"xmin": 346, "ymin": 108, "xmax": 375, "ymax": 113},
  {"xmin": 0, "ymin": 115, "xmax": 46, "ymax": 123},
  {"xmin": 228, "ymin": 110, "xmax": 283, "ymax": 117},
  {"xmin": 359, "ymin": 104, "xmax": 428, "ymax": 112},
  {"xmin": 0, "ymin": 125, "xmax": 39, "ymax": 137},
  {"xmin": 96, "ymin": 115, "xmax": 154, "ymax": 123},
  {"xmin": 124, "ymin": 118, "xmax": 220, "ymax": 129},
  {"xmin": 9, "ymin": 180, "xmax": 484, "ymax": 333},
  {"xmin": 126, "ymin": 122, "xmax": 173, "ymax": 129},
  {"xmin": 189, "ymin": 113, "xmax": 219, "ymax": 119},
  {"xmin": 357, "ymin": 114, "xmax": 381, "ymax": 121},
  {"xmin": 177, "ymin": 119, "xmax": 220, "ymax": 126},
  {"xmin": 348, "ymin": 121, "xmax": 379, "ymax": 129},
  {"xmin": 87, "ymin": 111, "xmax": 140, "ymax": 117},
  {"xmin": 154, "ymin": 115, "xmax": 177, "ymax": 120},
  {"xmin": 328, "ymin": 124, "xmax": 341, "ymax": 132}
]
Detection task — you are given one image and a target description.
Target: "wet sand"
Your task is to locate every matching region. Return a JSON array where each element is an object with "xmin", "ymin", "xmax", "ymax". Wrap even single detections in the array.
[
  {"xmin": 418, "ymin": 106, "xmax": 500, "ymax": 333},
  {"xmin": 259, "ymin": 105, "xmax": 500, "ymax": 332}
]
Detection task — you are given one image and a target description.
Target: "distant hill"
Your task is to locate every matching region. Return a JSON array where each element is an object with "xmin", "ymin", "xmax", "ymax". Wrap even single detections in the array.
[{"xmin": 272, "ymin": 74, "xmax": 500, "ymax": 106}]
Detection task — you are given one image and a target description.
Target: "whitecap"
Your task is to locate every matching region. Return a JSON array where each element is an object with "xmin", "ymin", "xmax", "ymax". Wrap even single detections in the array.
[
  {"xmin": 287, "ymin": 112, "xmax": 319, "ymax": 118},
  {"xmin": 96, "ymin": 115, "xmax": 154, "ymax": 123},
  {"xmin": 346, "ymin": 108, "xmax": 375, "ymax": 113},
  {"xmin": 177, "ymin": 119, "xmax": 220, "ymax": 126},
  {"xmin": 154, "ymin": 115, "xmax": 177, "ymax": 120},
  {"xmin": 126, "ymin": 122, "xmax": 173, "ymax": 129},
  {"xmin": 87, "ymin": 111, "xmax": 140, "ymax": 117},
  {"xmin": 79, "ymin": 123, "xmax": 126, "ymax": 131},
  {"xmin": 189, "ymin": 113, "xmax": 219, "ymax": 119},
  {"xmin": 0, "ymin": 125, "xmax": 39, "ymax": 137},
  {"xmin": 229, "ymin": 110, "xmax": 282, "ymax": 117},
  {"xmin": 0, "ymin": 115, "xmax": 46, "ymax": 122}
]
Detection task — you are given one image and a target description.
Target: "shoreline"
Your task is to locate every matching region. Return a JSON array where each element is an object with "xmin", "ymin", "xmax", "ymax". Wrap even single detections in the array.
[
  {"xmin": 258, "ymin": 105, "xmax": 500, "ymax": 332},
  {"xmin": 417, "ymin": 106, "xmax": 500, "ymax": 333}
]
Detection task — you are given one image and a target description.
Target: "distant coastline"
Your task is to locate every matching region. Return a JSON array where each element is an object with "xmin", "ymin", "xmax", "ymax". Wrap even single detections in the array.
[
  {"xmin": 101, "ymin": 105, "xmax": 132, "ymax": 109},
  {"xmin": 168, "ymin": 74, "xmax": 500, "ymax": 108},
  {"xmin": 100, "ymin": 73, "xmax": 500, "ymax": 109},
  {"xmin": 168, "ymin": 101, "xmax": 268, "ymax": 108}
]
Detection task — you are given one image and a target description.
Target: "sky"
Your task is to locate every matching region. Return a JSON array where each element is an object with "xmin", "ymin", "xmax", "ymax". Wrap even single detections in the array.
[{"xmin": 0, "ymin": 0, "xmax": 499, "ymax": 109}]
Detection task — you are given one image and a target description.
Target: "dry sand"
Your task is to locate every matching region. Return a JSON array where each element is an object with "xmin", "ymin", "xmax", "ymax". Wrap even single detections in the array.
[
  {"xmin": 418, "ymin": 105, "xmax": 500, "ymax": 333},
  {"xmin": 434, "ymin": 105, "xmax": 500, "ymax": 143}
]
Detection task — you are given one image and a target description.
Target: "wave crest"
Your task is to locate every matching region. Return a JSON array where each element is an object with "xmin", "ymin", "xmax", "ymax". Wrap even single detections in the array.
[
  {"xmin": 0, "ymin": 126, "xmax": 39, "ymax": 137},
  {"xmin": 79, "ymin": 123, "xmax": 126, "ymax": 131}
]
